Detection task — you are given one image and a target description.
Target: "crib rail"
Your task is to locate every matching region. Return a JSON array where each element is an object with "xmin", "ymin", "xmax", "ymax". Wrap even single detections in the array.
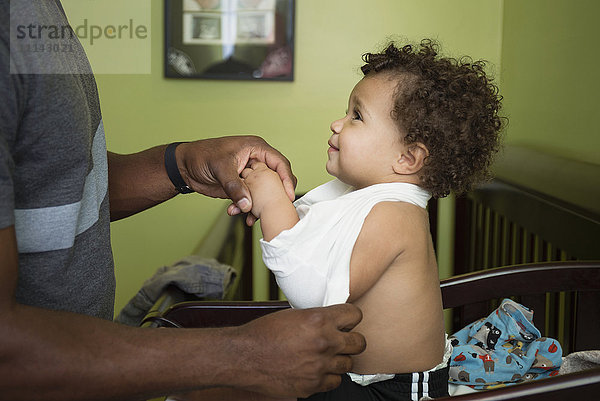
[
  {"xmin": 442, "ymin": 261, "xmax": 600, "ymax": 354},
  {"xmin": 438, "ymin": 366, "xmax": 600, "ymax": 401},
  {"xmin": 144, "ymin": 261, "xmax": 600, "ymax": 354}
]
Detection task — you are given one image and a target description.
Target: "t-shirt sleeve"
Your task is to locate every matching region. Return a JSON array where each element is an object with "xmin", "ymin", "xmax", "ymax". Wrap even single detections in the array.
[
  {"xmin": 261, "ymin": 244, "xmax": 327, "ymax": 309},
  {"xmin": 259, "ymin": 206, "xmax": 332, "ymax": 308},
  {"xmin": 0, "ymin": 31, "xmax": 23, "ymax": 230}
]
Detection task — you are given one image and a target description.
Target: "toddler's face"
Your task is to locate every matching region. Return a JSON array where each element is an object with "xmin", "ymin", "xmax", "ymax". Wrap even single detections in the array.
[{"xmin": 326, "ymin": 73, "xmax": 407, "ymax": 188}]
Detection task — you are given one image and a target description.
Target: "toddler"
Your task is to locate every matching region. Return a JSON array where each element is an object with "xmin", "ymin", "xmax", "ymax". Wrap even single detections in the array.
[{"xmin": 242, "ymin": 39, "xmax": 504, "ymax": 401}]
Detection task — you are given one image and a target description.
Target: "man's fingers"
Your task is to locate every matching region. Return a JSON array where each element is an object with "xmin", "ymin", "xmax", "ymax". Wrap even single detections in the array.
[
  {"xmin": 329, "ymin": 355, "xmax": 354, "ymax": 375},
  {"xmin": 262, "ymin": 151, "xmax": 297, "ymax": 201},
  {"xmin": 318, "ymin": 374, "xmax": 343, "ymax": 394},
  {"xmin": 320, "ymin": 304, "xmax": 367, "ymax": 356},
  {"xmin": 275, "ymin": 165, "xmax": 297, "ymax": 202},
  {"xmin": 228, "ymin": 203, "xmax": 256, "ymax": 225},
  {"xmin": 240, "ymin": 167, "xmax": 253, "ymax": 179},
  {"xmin": 339, "ymin": 331, "xmax": 367, "ymax": 355},
  {"xmin": 281, "ymin": 177, "xmax": 297, "ymax": 202},
  {"xmin": 247, "ymin": 160, "xmax": 267, "ymax": 170},
  {"xmin": 211, "ymin": 158, "xmax": 253, "ymax": 212},
  {"xmin": 220, "ymin": 176, "xmax": 252, "ymax": 213},
  {"xmin": 325, "ymin": 303, "xmax": 364, "ymax": 332},
  {"xmin": 246, "ymin": 213, "xmax": 257, "ymax": 226},
  {"xmin": 228, "ymin": 202, "xmax": 256, "ymax": 225},
  {"xmin": 227, "ymin": 203, "xmax": 241, "ymax": 216}
]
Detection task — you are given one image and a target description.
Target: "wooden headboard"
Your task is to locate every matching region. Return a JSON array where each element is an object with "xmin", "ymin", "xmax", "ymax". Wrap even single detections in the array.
[{"xmin": 453, "ymin": 145, "xmax": 600, "ymax": 272}]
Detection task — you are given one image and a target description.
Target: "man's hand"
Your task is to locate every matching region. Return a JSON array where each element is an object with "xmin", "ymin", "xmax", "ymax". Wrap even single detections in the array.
[
  {"xmin": 176, "ymin": 136, "xmax": 296, "ymax": 220},
  {"xmin": 227, "ymin": 304, "xmax": 366, "ymax": 398}
]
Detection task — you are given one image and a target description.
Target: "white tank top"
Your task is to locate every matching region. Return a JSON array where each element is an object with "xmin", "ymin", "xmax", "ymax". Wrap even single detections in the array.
[{"xmin": 260, "ymin": 179, "xmax": 431, "ymax": 308}]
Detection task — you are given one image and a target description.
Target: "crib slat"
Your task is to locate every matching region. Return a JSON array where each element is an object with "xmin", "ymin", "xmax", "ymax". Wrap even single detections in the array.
[
  {"xmin": 453, "ymin": 301, "xmax": 490, "ymax": 332},
  {"xmin": 560, "ymin": 291, "xmax": 576, "ymax": 353},
  {"xmin": 546, "ymin": 292, "xmax": 559, "ymax": 340},
  {"xmin": 474, "ymin": 202, "xmax": 484, "ymax": 271},
  {"xmin": 574, "ymin": 290, "xmax": 600, "ymax": 352},
  {"xmin": 512, "ymin": 224, "xmax": 521, "ymax": 265},
  {"xmin": 519, "ymin": 294, "xmax": 547, "ymax": 336},
  {"xmin": 468, "ymin": 198, "xmax": 478, "ymax": 272},
  {"xmin": 483, "ymin": 207, "xmax": 491, "ymax": 269},
  {"xmin": 491, "ymin": 211, "xmax": 501, "ymax": 267},
  {"xmin": 500, "ymin": 215, "xmax": 510, "ymax": 266}
]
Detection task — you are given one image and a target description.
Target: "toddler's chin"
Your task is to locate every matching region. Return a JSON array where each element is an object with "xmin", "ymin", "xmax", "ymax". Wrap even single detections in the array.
[{"xmin": 325, "ymin": 163, "xmax": 336, "ymax": 177}]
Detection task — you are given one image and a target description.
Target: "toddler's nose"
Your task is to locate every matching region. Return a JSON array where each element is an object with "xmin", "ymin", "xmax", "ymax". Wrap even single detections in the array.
[{"xmin": 330, "ymin": 117, "xmax": 343, "ymax": 134}]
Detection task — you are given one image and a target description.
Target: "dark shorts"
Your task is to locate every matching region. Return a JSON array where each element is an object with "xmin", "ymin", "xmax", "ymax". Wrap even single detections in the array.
[{"xmin": 300, "ymin": 366, "xmax": 450, "ymax": 401}]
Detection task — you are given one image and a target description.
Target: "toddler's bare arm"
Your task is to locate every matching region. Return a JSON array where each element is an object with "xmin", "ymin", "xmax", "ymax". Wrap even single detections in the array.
[
  {"xmin": 347, "ymin": 202, "xmax": 408, "ymax": 302},
  {"xmin": 241, "ymin": 162, "xmax": 299, "ymax": 241}
]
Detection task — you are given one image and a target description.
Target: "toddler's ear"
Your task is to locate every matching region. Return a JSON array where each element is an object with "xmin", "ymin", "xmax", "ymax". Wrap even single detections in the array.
[{"xmin": 393, "ymin": 143, "xmax": 429, "ymax": 175}]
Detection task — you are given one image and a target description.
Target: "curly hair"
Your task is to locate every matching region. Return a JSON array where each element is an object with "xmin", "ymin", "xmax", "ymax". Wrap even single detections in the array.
[{"xmin": 361, "ymin": 39, "xmax": 505, "ymax": 198}]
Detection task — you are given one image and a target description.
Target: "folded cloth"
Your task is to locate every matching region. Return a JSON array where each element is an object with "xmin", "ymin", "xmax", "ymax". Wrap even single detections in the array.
[
  {"xmin": 115, "ymin": 255, "xmax": 237, "ymax": 326},
  {"xmin": 449, "ymin": 299, "xmax": 562, "ymax": 390},
  {"xmin": 559, "ymin": 350, "xmax": 600, "ymax": 374}
]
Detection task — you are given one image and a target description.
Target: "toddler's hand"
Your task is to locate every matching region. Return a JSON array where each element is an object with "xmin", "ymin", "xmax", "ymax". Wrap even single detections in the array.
[{"xmin": 241, "ymin": 161, "xmax": 291, "ymax": 219}]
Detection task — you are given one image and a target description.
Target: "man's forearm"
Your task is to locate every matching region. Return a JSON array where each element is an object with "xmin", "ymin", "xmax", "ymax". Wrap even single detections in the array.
[
  {"xmin": 0, "ymin": 300, "xmax": 366, "ymax": 401},
  {"xmin": 108, "ymin": 146, "xmax": 179, "ymax": 221},
  {"xmin": 0, "ymin": 305, "xmax": 244, "ymax": 401}
]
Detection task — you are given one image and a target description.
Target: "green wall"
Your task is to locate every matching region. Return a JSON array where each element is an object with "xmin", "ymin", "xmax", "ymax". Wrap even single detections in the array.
[
  {"xmin": 85, "ymin": 0, "xmax": 503, "ymax": 314},
  {"xmin": 500, "ymin": 0, "xmax": 600, "ymax": 164}
]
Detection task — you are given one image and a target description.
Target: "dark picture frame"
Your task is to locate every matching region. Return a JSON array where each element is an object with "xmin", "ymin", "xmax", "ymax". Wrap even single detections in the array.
[{"xmin": 165, "ymin": 0, "xmax": 295, "ymax": 81}]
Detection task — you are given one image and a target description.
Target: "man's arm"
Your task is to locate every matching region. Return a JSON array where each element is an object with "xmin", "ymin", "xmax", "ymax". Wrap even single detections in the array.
[
  {"xmin": 0, "ymin": 226, "xmax": 365, "ymax": 401},
  {"xmin": 108, "ymin": 146, "xmax": 175, "ymax": 220},
  {"xmin": 108, "ymin": 136, "xmax": 297, "ymax": 222}
]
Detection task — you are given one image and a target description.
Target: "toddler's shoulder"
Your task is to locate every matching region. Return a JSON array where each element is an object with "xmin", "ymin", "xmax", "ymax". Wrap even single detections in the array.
[
  {"xmin": 367, "ymin": 200, "xmax": 429, "ymax": 227},
  {"xmin": 361, "ymin": 201, "xmax": 430, "ymax": 247}
]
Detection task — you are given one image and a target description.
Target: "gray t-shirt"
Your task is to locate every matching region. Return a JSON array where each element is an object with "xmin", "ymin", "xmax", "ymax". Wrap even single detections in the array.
[{"xmin": 0, "ymin": 0, "xmax": 115, "ymax": 320}]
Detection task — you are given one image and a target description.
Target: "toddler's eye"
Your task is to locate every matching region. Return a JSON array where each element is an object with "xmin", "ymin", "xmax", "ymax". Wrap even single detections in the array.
[{"xmin": 352, "ymin": 109, "xmax": 362, "ymax": 121}]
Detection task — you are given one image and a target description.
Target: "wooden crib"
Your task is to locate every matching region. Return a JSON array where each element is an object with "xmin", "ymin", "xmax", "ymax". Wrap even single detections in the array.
[
  {"xmin": 142, "ymin": 145, "xmax": 600, "ymax": 400},
  {"xmin": 145, "ymin": 261, "xmax": 600, "ymax": 400}
]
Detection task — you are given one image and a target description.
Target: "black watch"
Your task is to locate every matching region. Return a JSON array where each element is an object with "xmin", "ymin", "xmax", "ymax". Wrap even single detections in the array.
[{"xmin": 164, "ymin": 142, "xmax": 193, "ymax": 194}]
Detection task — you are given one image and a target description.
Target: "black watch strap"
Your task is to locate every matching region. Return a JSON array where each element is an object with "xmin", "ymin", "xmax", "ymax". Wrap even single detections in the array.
[{"xmin": 164, "ymin": 142, "xmax": 193, "ymax": 194}]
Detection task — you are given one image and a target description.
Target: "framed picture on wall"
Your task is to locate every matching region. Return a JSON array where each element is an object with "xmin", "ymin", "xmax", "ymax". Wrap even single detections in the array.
[{"xmin": 165, "ymin": 0, "xmax": 295, "ymax": 81}]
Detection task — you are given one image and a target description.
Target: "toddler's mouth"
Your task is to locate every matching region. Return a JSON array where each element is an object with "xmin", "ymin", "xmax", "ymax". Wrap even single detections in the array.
[{"xmin": 328, "ymin": 141, "xmax": 339, "ymax": 151}]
